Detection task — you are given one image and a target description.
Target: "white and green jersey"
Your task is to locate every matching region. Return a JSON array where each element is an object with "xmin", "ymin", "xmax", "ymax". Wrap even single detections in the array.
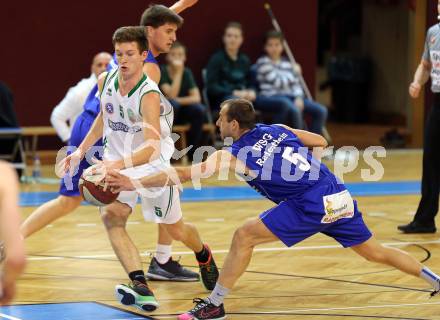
[{"xmin": 100, "ymin": 69, "xmax": 174, "ymax": 177}]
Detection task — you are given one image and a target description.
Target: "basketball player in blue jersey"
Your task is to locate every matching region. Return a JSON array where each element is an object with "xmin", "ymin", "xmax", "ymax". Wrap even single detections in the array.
[
  {"xmin": 20, "ymin": 0, "xmax": 200, "ymax": 283},
  {"xmin": 107, "ymin": 98, "xmax": 440, "ymax": 320}
]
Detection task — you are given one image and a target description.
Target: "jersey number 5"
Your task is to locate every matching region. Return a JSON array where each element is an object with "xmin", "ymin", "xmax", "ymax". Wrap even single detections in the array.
[{"xmin": 282, "ymin": 147, "xmax": 311, "ymax": 171}]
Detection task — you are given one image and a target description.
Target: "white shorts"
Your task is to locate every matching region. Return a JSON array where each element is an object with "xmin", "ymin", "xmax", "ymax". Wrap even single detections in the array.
[{"xmin": 115, "ymin": 161, "xmax": 182, "ymax": 224}]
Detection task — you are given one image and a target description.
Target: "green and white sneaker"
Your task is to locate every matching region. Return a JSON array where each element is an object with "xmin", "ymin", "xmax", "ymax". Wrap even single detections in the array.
[{"xmin": 115, "ymin": 280, "xmax": 159, "ymax": 312}]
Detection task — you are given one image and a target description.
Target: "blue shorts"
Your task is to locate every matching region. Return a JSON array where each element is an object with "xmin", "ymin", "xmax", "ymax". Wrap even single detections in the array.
[
  {"xmin": 59, "ymin": 111, "xmax": 103, "ymax": 197},
  {"xmin": 260, "ymin": 175, "xmax": 372, "ymax": 248}
]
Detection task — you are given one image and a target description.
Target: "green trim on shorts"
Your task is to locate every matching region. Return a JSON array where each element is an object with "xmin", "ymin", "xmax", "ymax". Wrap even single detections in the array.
[{"xmin": 164, "ymin": 186, "xmax": 173, "ymax": 218}]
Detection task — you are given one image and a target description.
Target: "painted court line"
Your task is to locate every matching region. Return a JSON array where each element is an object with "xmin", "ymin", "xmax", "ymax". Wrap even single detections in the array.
[
  {"xmin": 0, "ymin": 313, "xmax": 23, "ymax": 320},
  {"xmin": 28, "ymin": 256, "xmax": 63, "ymax": 261},
  {"xmin": 266, "ymin": 301, "xmax": 440, "ymax": 313},
  {"xmin": 28, "ymin": 239, "xmax": 440, "ymax": 261}
]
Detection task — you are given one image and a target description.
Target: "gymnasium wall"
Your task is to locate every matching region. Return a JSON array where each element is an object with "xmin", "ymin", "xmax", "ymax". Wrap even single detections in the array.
[{"xmin": 1, "ymin": 0, "xmax": 317, "ymax": 127}]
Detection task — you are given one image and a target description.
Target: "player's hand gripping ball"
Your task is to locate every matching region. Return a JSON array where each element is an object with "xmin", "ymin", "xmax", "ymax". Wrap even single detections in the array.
[{"xmin": 79, "ymin": 165, "xmax": 119, "ymax": 206}]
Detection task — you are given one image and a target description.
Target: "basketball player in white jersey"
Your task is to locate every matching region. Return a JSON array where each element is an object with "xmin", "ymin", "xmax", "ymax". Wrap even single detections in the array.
[
  {"xmin": 61, "ymin": 26, "xmax": 218, "ymax": 312},
  {"xmin": 20, "ymin": 0, "xmax": 201, "ymax": 284}
]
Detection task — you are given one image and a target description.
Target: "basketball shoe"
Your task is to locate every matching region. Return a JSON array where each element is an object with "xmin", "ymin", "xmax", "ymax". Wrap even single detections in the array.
[
  {"xmin": 197, "ymin": 245, "xmax": 219, "ymax": 290},
  {"xmin": 147, "ymin": 257, "xmax": 200, "ymax": 281},
  {"xmin": 115, "ymin": 280, "xmax": 159, "ymax": 312},
  {"xmin": 177, "ymin": 298, "xmax": 226, "ymax": 320}
]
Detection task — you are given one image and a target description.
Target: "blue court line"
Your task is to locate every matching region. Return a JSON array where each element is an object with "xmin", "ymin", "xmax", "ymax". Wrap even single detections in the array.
[
  {"xmin": 19, "ymin": 180, "xmax": 421, "ymax": 207},
  {"xmin": 0, "ymin": 302, "xmax": 153, "ymax": 320}
]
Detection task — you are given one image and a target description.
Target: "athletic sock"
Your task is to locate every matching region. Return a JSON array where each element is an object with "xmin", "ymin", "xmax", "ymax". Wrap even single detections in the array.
[
  {"xmin": 129, "ymin": 270, "xmax": 147, "ymax": 285},
  {"xmin": 195, "ymin": 244, "xmax": 210, "ymax": 263},
  {"xmin": 208, "ymin": 283, "xmax": 229, "ymax": 306},
  {"xmin": 420, "ymin": 267, "xmax": 440, "ymax": 290},
  {"xmin": 155, "ymin": 244, "xmax": 172, "ymax": 265}
]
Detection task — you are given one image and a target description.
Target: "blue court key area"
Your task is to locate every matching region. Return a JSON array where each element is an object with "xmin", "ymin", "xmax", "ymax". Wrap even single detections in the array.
[
  {"xmin": 0, "ymin": 302, "xmax": 153, "ymax": 320},
  {"xmin": 19, "ymin": 180, "xmax": 421, "ymax": 207}
]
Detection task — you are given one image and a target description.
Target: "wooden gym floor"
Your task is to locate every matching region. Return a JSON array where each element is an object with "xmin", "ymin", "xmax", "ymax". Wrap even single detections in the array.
[{"xmin": 9, "ymin": 150, "xmax": 440, "ymax": 319}]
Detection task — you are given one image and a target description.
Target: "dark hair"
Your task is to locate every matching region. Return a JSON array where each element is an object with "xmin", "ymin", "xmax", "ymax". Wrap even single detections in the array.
[
  {"xmin": 170, "ymin": 40, "xmax": 186, "ymax": 52},
  {"xmin": 265, "ymin": 29, "xmax": 283, "ymax": 43},
  {"xmin": 221, "ymin": 98, "xmax": 256, "ymax": 129},
  {"xmin": 112, "ymin": 26, "xmax": 148, "ymax": 53},
  {"xmin": 224, "ymin": 21, "xmax": 243, "ymax": 35},
  {"xmin": 140, "ymin": 4, "xmax": 183, "ymax": 28}
]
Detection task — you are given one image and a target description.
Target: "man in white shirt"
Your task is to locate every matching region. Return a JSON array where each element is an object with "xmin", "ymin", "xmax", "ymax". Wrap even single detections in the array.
[{"xmin": 50, "ymin": 52, "xmax": 112, "ymax": 142}]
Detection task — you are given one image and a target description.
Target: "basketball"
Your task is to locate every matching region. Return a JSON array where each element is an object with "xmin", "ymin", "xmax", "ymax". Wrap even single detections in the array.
[{"xmin": 79, "ymin": 173, "xmax": 119, "ymax": 206}]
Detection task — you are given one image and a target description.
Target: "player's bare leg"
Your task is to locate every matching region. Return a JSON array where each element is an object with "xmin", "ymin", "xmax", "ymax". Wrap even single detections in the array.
[
  {"xmin": 164, "ymin": 219, "xmax": 219, "ymax": 290},
  {"xmin": 178, "ymin": 218, "xmax": 277, "ymax": 320},
  {"xmin": 351, "ymin": 237, "xmax": 422, "ymax": 275},
  {"xmin": 20, "ymin": 195, "xmax": 82, "ymax": 238},
  {"xmin": 101, "ymin": 201, "xmax": 159, "ymax": 312},
  {"xmin": 351, "ymin": 237, "xmax": 440, "ymax": 295},
  {"xmin": 100, "ymin": 201, "xmax": 142, "ymax": 272},
  {"xmin": 217, "ymin": 218, "xmax": 277, "ymax": 288},
  {"xmin": 147, "ymin": 224, "xmax": 200, "ymax": 282}
]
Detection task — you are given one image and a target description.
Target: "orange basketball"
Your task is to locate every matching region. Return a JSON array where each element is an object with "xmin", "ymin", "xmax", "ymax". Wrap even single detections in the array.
[{"xmin": 79, "ymin": 173, "xmax": 119, "ymax": 206}]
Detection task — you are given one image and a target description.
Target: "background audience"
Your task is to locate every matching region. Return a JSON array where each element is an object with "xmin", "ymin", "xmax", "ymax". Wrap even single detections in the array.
[
  {"xmin": 160, "ymin": 41, "xmax": 206, "ymax": 161},
  {"xmin": 205, "ymin": 22, "xmax": 256, "ymax": 109},
  {"xmin": 254, "ymin": 30, "xmax": 327, "ymax": 134}
]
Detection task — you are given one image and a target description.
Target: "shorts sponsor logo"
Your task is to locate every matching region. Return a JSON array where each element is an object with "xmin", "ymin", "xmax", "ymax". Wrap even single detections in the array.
[
  {"xmin": 321, "ymin": 190, "xmax": 354, "ymax": 223},
  {"xmin": 105, "ymin": 103, "xmax": 114, "ymax": 114}
]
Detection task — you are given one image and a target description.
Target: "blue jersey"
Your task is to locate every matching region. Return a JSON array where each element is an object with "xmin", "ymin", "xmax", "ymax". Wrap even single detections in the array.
[{"xmin": 228, "ymin": 124, "xmax": 333, "ymax": 204}]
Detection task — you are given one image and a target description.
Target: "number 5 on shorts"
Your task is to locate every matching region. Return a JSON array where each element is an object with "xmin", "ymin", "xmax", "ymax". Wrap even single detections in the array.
[{"xmin": 154, "ymin": 206, "xmax": 163, "ymax": 217}]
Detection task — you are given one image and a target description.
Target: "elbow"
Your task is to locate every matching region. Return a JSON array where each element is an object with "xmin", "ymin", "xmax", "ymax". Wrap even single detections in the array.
[
  {"xmin": 50, "ymin": 111, "xmax": 59, "ymax": 126},
  {"xmin": 421, "ymin": 60, "xmax": 431, "ymax": 72}
]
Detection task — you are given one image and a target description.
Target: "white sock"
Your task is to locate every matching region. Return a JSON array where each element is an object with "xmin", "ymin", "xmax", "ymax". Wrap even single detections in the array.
[
  {"xmin": 208, "ymin": 283, "xmax": 229, "ymax": 306},
  {"xmin": 420, "ymin": 267, "xmax": 440, "ymax": 291},
  {"xmin": 155, "ymin": 244, "xmax": 172, "ymax": 264}
]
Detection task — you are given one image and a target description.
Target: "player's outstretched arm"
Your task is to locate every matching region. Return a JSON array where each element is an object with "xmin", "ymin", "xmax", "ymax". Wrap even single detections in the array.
[
  {"xmin": 169, "ymin": 0, "xmax": 198, "ymax": 14},
  {"xmin": 276, "ymin": 124, "xmax": 327, "ymax": 148},
  {"xmin": 59, "ymin": 74, "xmax": 106, "ymax": 175},
  {"xmin": 77, "ymin": 72, "xmax": 107, "ymax": 155},
  {"xmin": 0, "ymin": 162, "xmax": 26, "ymax": 305},
  {"xmin": 106, "ymin": 150, "xmax": 238, "ymax": 192}
]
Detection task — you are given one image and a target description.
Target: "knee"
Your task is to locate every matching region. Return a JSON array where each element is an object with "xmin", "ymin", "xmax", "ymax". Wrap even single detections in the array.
[
  {"xmin": 164, "ymin": 223, "xmax": 187, "ymax": 242},
  {"xmin": 319, "ymin": 105, "xmax": 328, "ymax": 120},
  {"xmin": 232, "ymin": 224, "xmax": 255, "ymax": 248},
  {"xmin": 360, "ymin": 247, "xmax": 387, "ymax": 264},
  {"xmin": 193, "ymin": 104, "xmax": 206, "ymax": 115},
  {"xmin": 318, "ymin": 105, "xmax": 328, "ymax": 121},
  {"xmin": 101, "ymin": 206, "xmax": 130, "ymax": 229},
  {"xmin": 58, "ymin": 195, "xmax": 82, "ymax": 212},
  {"xmin": 276, "ymin": 99, "xmax": 295, "ymax": 113}
]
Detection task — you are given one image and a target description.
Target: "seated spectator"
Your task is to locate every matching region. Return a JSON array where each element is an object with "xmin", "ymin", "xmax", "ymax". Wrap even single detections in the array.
[
  {"xmin": 50, "ymin": 52, "xmax": 112, "ymax": 143},
  {"xmin": 159, "ymin": 41, "xmax": 206, "ymax": 161},
  {"xmin": 205, "ymin": 21, "xmax": 256, "ymax": 108},
  {"xmin": 254, "ymin": 30, "xmax": 327, "ymax": 134}
]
